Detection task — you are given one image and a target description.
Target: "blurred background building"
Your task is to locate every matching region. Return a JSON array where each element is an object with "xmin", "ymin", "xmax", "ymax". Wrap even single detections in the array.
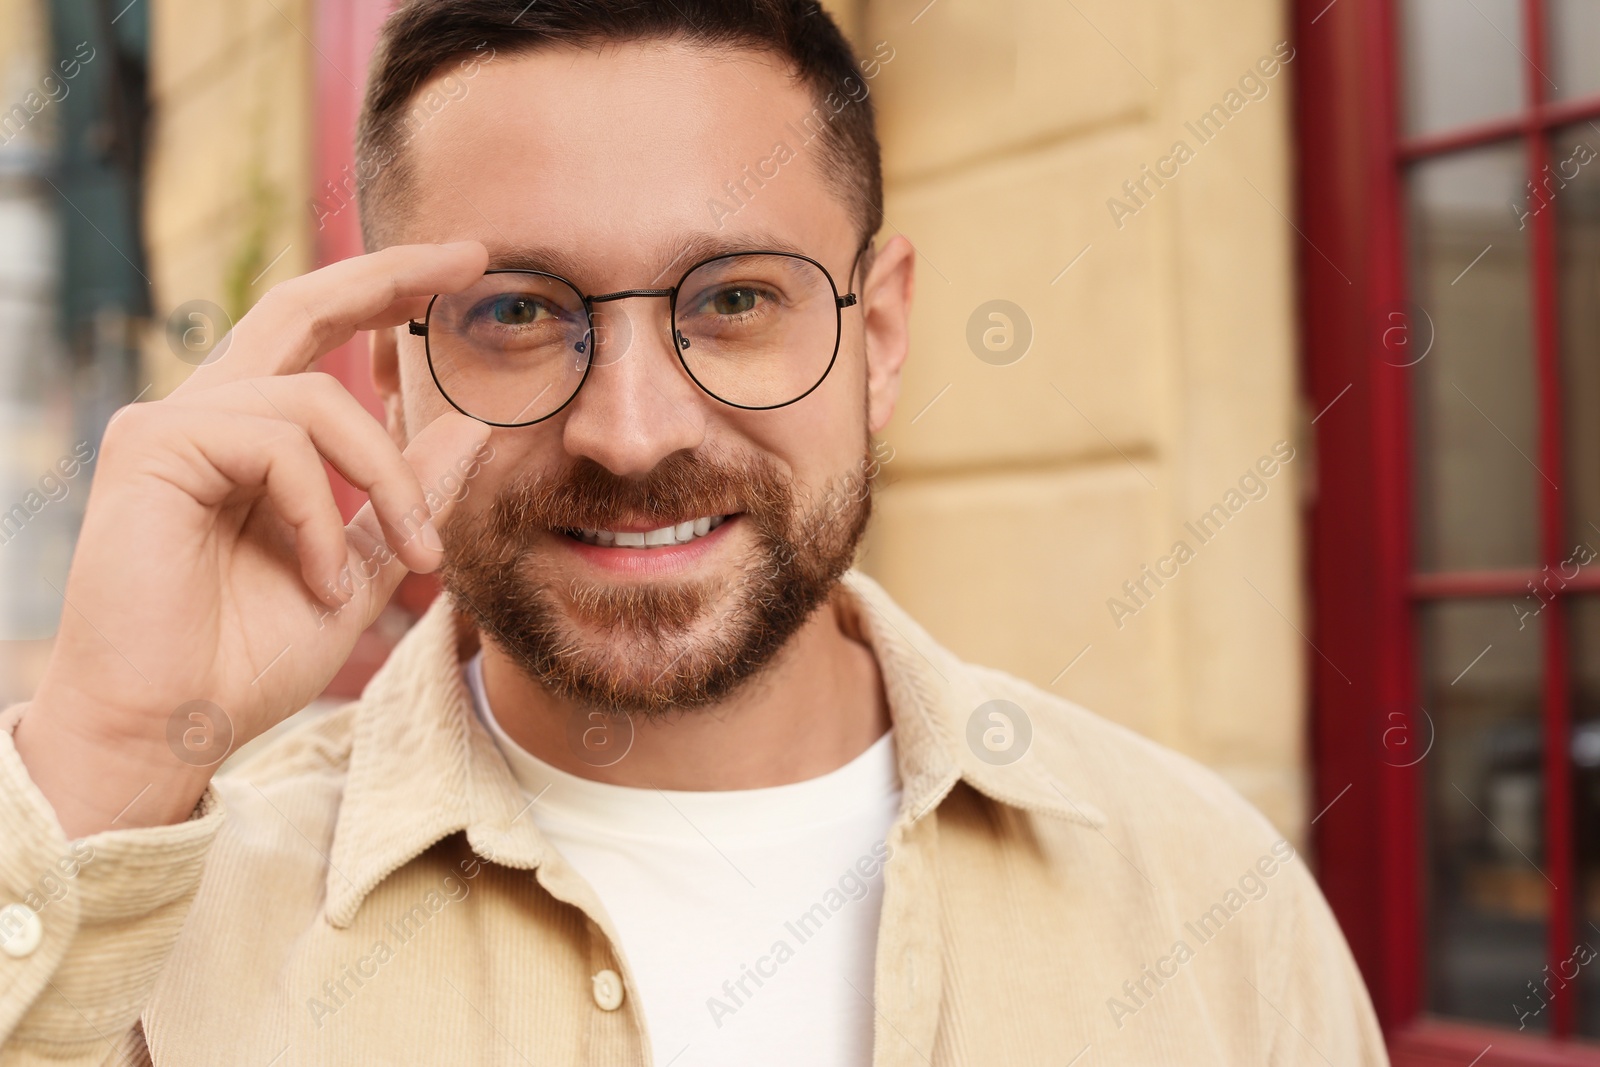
[{"xmin": 2, "ymin": 0, "xmax": 1596, "ymax": 1060}]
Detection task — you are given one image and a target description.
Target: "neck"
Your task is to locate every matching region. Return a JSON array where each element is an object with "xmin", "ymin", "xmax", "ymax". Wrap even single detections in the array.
[{"xmin": 477, "ymin": 587, "xmax": 891, "ymax": 789}]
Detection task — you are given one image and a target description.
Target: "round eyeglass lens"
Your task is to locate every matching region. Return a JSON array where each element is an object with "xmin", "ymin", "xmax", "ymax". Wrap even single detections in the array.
[
  {"xmin": 673, "ymin": 253, "xmax": 839, "ymax": 408},
  {"xmin": 425, "ymin": 271, "xmax": 592, "ymax": 426}
]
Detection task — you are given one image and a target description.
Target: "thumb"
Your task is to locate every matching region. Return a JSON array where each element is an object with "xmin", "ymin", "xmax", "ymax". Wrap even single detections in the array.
[{"xmin": 337, "ymin": 412, "xmax": 493, "ymax": 629}]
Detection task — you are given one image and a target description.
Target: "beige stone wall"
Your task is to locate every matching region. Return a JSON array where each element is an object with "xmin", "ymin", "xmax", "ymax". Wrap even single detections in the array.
[
  {"xmin": 0, "ymin": 0, "xmax": 48, "ymax": 103},
  {"xmin": 140, "ymin": 0, "xmax": 314, "ymax": 398},
  {"xmin": 856, "ymin": 0, "xmax": 1308, "ymax": 841}
]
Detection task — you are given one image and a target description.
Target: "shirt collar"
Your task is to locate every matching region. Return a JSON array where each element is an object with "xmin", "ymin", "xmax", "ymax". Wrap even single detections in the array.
[
  {"xmin": 835, "ymin": 571, "xmax": 1108, "ymax": 831},
  {"xmin": 324, "ymin": 570, "xmax": 1106, "ymax": 927}
]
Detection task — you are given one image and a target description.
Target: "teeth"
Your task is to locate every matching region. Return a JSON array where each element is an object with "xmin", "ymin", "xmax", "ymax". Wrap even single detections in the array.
[{"xmin": 570, "ymin": 515, "xmax": 728, "ymax": 548}]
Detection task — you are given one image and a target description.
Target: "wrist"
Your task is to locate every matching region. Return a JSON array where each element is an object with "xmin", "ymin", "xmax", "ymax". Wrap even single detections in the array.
[{"xmin": 13, "ymin": 699, "xmax": 216, "ymax": 837}]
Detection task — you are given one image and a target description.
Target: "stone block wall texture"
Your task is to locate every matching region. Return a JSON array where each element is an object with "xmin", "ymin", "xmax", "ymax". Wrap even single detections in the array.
[
  {"xmin": 139, "ymin": 0, "xmax": 1308, "ymax": 841},
  {"xmin": 851, "ymin": 0, "xmax": 1308, "ymax": 841}
]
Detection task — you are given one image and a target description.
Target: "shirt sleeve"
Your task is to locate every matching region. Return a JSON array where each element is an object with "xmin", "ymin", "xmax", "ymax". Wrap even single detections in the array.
[
  {"xmin": 1267, "ymin": 857, "xmax": 1390, "ymax": 1066},
  {"xmin": 0, "ymin": 705, "xmax": 225, "ymax": 1066}
]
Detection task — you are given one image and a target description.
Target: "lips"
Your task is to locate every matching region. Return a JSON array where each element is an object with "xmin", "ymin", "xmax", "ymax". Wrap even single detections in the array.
[{"xmin": 562, "ymin": 514, "xmax": 730, "ymax": 548}]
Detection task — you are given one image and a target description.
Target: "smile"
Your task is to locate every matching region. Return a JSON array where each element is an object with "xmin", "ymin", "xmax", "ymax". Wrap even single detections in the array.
[{"xmin": 563, "ymin": 515, "xmax": 730, "ymax": 548}]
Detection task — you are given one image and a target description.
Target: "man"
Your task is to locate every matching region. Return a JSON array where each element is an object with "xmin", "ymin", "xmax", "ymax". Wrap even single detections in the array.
[{"xmin": 0, "ymin": 1, "xmax": 1385, "ymax": 1063}]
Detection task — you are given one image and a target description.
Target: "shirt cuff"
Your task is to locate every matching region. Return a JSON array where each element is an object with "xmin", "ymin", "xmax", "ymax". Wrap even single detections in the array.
[{"xmin": 0, "ymin": 703, "xmax": 224, "ymax": 1055}]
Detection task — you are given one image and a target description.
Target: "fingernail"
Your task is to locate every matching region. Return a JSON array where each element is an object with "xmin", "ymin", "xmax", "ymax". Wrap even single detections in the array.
[{"xmin": 421, "ymin": 520, "xmax": 444, "ymax": 553}]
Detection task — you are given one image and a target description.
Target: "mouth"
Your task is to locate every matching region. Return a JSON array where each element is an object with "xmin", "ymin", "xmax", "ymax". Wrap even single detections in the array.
[{"xmin": 560, "ymin": 514, "xmax": 733, "ymax": 549}]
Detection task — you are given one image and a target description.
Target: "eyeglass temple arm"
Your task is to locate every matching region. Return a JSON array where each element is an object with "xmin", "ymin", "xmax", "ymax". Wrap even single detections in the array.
[{"xmin": 840, "ymin": 238, "xmax": 874, "ymax": 306}]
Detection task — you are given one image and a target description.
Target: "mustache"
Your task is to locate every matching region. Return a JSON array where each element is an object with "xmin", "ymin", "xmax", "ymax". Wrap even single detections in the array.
[{"xmin": 462, "ymin": 450, "xmax": 794, "ymax": 542}]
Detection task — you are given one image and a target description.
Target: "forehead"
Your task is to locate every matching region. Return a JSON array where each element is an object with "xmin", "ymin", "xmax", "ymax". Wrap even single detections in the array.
[{"xmin": 396, "ymin": 39, "xmax": 855, "ymax": 287}]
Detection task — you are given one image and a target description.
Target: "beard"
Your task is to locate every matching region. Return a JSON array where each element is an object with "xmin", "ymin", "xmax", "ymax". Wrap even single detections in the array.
[{"xmin": 439, "ymin": 446, "xmax": 875, "ymax": 718}]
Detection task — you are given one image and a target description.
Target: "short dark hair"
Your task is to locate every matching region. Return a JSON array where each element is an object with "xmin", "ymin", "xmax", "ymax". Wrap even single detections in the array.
[{"xmin": 355, "ymin": 0, "xmax": 883, "ymax": 253}]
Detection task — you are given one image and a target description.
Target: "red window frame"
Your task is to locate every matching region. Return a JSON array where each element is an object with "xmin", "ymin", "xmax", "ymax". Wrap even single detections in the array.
[{"xmin": 1299, "ymin": 0, "xmax": 1600, "ymax": 1059}]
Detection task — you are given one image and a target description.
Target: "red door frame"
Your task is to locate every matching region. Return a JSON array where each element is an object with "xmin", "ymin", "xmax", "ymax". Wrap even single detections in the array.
[{"xmin": 1297, "ymin": 0, "xmax": 1600, "ymax": 1059}]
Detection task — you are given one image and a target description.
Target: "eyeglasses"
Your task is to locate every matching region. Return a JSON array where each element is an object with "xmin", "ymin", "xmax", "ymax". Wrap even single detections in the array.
[{"xmin": 408, "ymin": 248, "xmax": 862, "ymax": 427}]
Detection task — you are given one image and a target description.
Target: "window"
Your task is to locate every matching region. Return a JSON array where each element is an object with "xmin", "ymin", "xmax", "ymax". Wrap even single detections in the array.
[{"xmin": 1301, "ymin": 0, "xmax": 1600, "ymax": 1059}]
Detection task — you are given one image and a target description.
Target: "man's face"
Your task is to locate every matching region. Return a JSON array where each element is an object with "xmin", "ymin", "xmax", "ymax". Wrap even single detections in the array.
[{"xmin": 377, "ymin": 39, "xmax": 906, "ymax": 714}]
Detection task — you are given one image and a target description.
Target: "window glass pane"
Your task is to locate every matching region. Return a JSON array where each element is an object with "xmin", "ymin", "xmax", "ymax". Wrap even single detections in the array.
[
  {"xmin": 1549, "ymin": 0, "xmax": 1600, "ymax": 102},
  {"xmin": 1552, "ymin": 124, "xmax": 1600, "ymax": 548},
  {"xmin": 1425, "ymin": 599, "xmax": 1547, "ymax": 1029},
  {"xmin": 1410, "ymin": 145, "xmax": 1540, "ymax": 572},
  {"xmin": 1402, "ymin": 0, "xmax": 1526, "ymax": 137},
  {"xmin": 1574, "ymin": 598, "xmax": 1600, "ymax": 1036}
]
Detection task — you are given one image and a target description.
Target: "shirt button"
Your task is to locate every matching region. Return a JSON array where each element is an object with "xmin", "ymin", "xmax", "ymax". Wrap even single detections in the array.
[
  {"xmin": 0, "ymin": 904, "xmax": 42, "ymax": 958},
  {"xmin": 591, "ymin": 968, "xmax": 624, "ymax": 1011}
]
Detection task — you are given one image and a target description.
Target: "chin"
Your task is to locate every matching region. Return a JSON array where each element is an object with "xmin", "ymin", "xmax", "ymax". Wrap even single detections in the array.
[{"xmin": 440, "ymin": 445, "xmax": 875, "ymax": 716}]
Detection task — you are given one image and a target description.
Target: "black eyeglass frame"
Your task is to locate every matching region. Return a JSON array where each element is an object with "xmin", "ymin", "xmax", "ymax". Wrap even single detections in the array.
[{"xmin": 408, "ymin": 246, "xmax": 866, "ymax": 428}]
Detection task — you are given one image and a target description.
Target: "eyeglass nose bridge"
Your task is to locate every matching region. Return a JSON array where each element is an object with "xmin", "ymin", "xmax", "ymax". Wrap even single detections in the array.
[
  {"xmin": 581, "ymin": 286, "xmax": 688, "ymax": 362},
  {"xmin": 584, "ymin": 286, "xmax": 676, "ymax": 305}
]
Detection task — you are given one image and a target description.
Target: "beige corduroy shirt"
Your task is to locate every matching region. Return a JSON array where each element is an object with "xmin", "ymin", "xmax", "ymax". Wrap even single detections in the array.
[{"xmin": 0, "ymin": 571, "xmax": 1386, "ymax": 1065}]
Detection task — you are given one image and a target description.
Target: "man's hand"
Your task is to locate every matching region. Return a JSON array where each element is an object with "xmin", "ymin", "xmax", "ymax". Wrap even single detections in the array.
[{"xmin": 12, "ymin": 241, "xmax": 491, "ymax": 838}]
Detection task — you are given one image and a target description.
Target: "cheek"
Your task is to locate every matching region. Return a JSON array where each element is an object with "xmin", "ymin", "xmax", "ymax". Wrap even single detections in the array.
[
  {"xmin": 400, "ymin": 339, "xmax": 459, "ymax": 435},
  {"xmin": 795, "ymin": 334, "xmax": 869, "ymax": 431},
  {"xmin": 729, "ymin": 372, "xmax": 868, "ymax": 500},
  {"xmin": 441, "ymin": 431, "xmax": 551, "ymax": 529}
]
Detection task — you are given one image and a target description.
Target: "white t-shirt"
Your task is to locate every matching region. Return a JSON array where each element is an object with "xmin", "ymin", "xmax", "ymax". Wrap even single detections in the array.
[{"xmin": 464, "ymin": 652, "xmax": 901, "ymax": 1067}]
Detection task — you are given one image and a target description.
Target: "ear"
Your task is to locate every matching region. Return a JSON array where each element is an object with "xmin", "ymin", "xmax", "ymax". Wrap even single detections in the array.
[
  {"xmin": 370, "ymin": 325, "xmax": 409, "ymax": 447},
  {"xmin": 861, "ymin": 234, "xmax": 915, "ymax": 435}
]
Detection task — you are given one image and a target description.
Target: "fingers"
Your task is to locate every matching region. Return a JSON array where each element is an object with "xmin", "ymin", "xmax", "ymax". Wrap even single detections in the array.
[
  {"xmin": 106, "ymin": 405, "xmax": 352, "ymax": 597},
  {"xmin": 178, "ymin": 374, "xmax": 445, "ymax": 575},
  {"xmin": 245, "ymin": 423, "xmax": 354, "ymax": 598},
  {"xmin": 158, "ymin": 371, "xmax": 492, "ymax": 616},
  {"xmin": 337, "ymin": 411, "xmax": 493, "ymax": 626},
  {"xmin": 174, "ymin": 241, "xmax": 488, "ymax": 394}
]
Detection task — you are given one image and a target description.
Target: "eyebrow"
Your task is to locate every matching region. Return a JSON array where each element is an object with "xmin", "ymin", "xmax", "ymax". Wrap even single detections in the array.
[{"xmin": 484, "ymin": 230, "xmax": 815, "ymax": 291}]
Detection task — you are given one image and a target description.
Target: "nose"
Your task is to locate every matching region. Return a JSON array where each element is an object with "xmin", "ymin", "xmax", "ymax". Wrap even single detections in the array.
[{"xmin": 559, "ymin": 297, "xmax": 707, "ymax": 477}]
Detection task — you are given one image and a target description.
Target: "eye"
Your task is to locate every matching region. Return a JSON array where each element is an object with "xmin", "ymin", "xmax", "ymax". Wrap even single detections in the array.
[
  {"xmin": 487, "ymin": 294, "xmax": 552, "ymax": 326},
  {"xmin": 704, "ymin": 286, "xmax": 763, "ymax": 316}
]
